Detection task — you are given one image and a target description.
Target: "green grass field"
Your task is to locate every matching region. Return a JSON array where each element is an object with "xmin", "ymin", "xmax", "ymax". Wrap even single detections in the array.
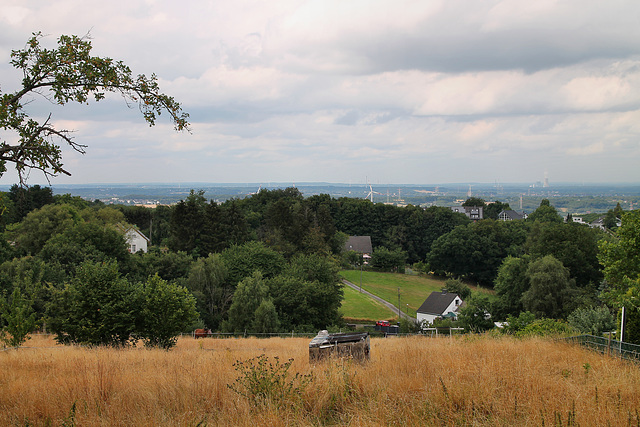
[
  {"xmin": 339, "ymin": 285, "xmax": 397, "ymax": 322},
  {"xmin": 339, "ymin": 270, "xmax": 495, "ymax": 321}
]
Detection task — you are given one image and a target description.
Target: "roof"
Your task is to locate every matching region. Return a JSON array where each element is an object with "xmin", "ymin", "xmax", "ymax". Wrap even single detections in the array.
[
  {"xmin": 498, "ymin": 210, "xmax": 527, "ymax": 220},
  {"xmin": 417, "ymin": 291, "xmax": 461, "ymax": 315},
  {"xmin": 116, "ymin": 224, "xmax": 150, "ymax": 242},
  {"xmin": 126, "ymin": 227, "xmax": 150, "ymax": 242},
  {"xmin": 344, "ymin": 236, "xmax": 373, "ymax": 254}
]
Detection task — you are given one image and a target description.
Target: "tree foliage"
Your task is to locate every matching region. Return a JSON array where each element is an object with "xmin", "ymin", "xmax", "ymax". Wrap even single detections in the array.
[
  {"xmin": 1, "ymin": 32, "xmax": 188, "ymax": 182},
  {"xmin": 521, "ymin": 255, "xmax": 574, "ymax": 319},
  {"xmin": 48, "ymin": 260, "xmax": 139, "ymax": 347},
  {"xmin": 599, "ymin": 210, "xmax": 640, "ymax": 306},
  {"xmin": 457, "ymin": 294, "xmax": 494, "ymax": 332},
  {"xmin": 136, "ymin": 275, "xmax": 198, "ymax": 349},
  {"xmin": 0, "ymin": 287, "xmax": 38, "ymax": 348},
  {"xmin": 567, "ymin": 306, "xmax": 615, "ymax": 336}
]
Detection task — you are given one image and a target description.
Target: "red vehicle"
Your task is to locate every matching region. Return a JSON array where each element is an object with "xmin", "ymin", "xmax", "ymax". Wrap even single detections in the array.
[{"xmin": 376, "ymin": 320, "xmax": 390, "ymax": 327}]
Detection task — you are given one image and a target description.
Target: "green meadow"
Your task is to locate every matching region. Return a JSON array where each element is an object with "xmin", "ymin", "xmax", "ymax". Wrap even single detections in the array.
[
  {"xmin": 339, "ymin": 285, "xmax": 397, "ymax": 322},
  {"xmin": 339, "ymin": 270, "xmax": 495, "ymax": 321}
]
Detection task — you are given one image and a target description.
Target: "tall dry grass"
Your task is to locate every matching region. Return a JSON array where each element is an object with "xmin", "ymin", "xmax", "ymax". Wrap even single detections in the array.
[{"xmin": 1, "ymin": 334, "xmax": 639, "ymax": 426}]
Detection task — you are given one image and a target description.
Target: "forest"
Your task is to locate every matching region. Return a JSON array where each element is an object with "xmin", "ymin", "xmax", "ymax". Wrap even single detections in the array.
[{"xmin": 0, "ymin": 183, "xmax": 638, "ymax": 347}]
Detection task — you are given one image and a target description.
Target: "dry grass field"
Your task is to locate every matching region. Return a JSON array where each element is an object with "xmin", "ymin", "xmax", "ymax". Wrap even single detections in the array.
[{"xmin": 2, "ymin": 334, "xmax": 639, "ymax": 426}]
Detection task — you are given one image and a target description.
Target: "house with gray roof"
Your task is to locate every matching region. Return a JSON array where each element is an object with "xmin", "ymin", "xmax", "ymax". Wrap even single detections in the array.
[
  {"xmin": 416, "ymin": 291, "xmax": 464, "ymax": 325},
  {"xmin": 344, "ymin": 236, "xmax": 373, "ymax": 256},
  {"xmin": 498, "ymin": 210, "xmax": 528, "ymax": 221}
]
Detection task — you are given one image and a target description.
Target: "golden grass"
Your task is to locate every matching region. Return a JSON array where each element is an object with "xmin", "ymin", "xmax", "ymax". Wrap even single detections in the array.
[{"xmin": 2, "ymin": 334, "xmax": 639, "ymax": 426}]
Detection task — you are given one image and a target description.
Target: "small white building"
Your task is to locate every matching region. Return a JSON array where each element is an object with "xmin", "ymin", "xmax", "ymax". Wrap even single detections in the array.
[
  {"xmin": 416, "ymin": 291, "xmax": 464, "ymax": 325},
  {"xmin": 123, "ymin": 227, "xmax": 150, "ymax": 253}
]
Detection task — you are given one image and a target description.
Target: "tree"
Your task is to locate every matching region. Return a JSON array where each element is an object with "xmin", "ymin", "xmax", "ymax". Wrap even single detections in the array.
[
  {"xmin": 1, "ymin": 32, "xmax": 188, "ymax": 182},
  {"xmin": 0, "ymin": 287, "xmax": 39, "ymax": 348},
  {"xmin": 442, "ymin": 278, "xmax": 471, "ymax": 300},
  {"xmin": 7, "ymin": 204, "xmax": 80, "ymax": 255},
  {"xmin": 7, "ymin": 184, "xmax": 54, "ymax": 223},
  {"xmin": 47, "ymin": 260, "xmax": 140, "ymax": 347},
  {"xmin": 462, "ymin": 197, "xmax": 485, "ymax": 207},
  {"xmin": 251, "ymin": 299, "xmax": 279, "ymax": 334},
  {"xmin": 370, "ymin": 246, "xmax": 407, "ymax": 272},
  {"xmin": 136, "ymin": 275, "xmax": 198, "ymax": 349},
  {"xmin": 426, "ymin": 219, "xmax": 527, "ymax": 286},
  {"xmin": 186, "ymin": 254, "xmax": 231, "ymax": 330},
  {"xmin": 525, "ymin": 221, "xmax": 603, "ymax": 288},
  {"xmin": 567, "ymin": 306, "xmax": 615, "ymax": 336},
  {"xmin": 485, "ymin": 201, "xmax": 511, "ymax": 220},
  {"xmin": 493, "ymin": 256, "xmax": 530, "ymax": 318},
  {"xmin": 521, "ymin": 255, "xmax": 574, "ymax": 319},
  {"xmin": 225, "ymin": 272, "xmax": 270, "ymax": 333},
  {"xmin": 220, "ymin": 241, "xmax": 286, "ymax": 286},
  {"xmin": 526, "ymin": 199, "xmax": 563, "ymax": 223},
  {"xmin": 599, "ymin": 210, "xmax": 640, "ymax": 343},
  {"xmin": 599, "ymin": 210, "xmax": 640, "ymax": 303},
  {"xmin": 457, "ymin": 294, "xmax": 494, "ymax": 332}
]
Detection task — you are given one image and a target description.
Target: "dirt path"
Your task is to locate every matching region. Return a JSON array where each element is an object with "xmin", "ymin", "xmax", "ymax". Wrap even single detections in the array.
[{"xmin": 342, "ymin": 279, "xmax": 413, "ymax": 321}]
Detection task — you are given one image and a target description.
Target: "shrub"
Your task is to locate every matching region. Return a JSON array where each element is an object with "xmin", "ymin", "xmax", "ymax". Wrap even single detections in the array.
[
  {"xmin": 227, "ymin": 354, "xmax": 313, "ymax": 407},
  {"xmin": 567, "ymin": 306, "xmax": 616, "ymax": 336},
  {"xmin": 502, "ymin": 311, "xmax": 536, "ymax": 335},
  {"xmin": 515, "ymin": 318, "xmax": 577, "ymax": 338},
  {"xmin": 0, "ymin": 288, "xmax": 39, "ymax": 348}
]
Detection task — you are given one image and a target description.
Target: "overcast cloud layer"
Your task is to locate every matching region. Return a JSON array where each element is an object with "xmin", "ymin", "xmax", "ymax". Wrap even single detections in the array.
[{"xmin": 2, "ymin": 0, "xmax": 640, "ymax": 185}]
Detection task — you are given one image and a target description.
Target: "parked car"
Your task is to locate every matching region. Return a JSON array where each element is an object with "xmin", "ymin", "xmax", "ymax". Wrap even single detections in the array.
[{"xmin": 376, "ymin": 320, "xmax": 390, "ymax": 327}]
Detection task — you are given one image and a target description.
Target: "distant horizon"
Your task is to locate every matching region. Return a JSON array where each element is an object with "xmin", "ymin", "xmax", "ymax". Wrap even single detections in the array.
[{"xmin": 2, "ymin": 180, "xmax": 640, "ymax": 189}]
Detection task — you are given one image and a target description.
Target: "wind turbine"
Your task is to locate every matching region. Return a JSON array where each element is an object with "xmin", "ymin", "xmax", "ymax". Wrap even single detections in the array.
[{"xmin": 366, "ymin": 183, "xmax": 374, "ymax": 202}]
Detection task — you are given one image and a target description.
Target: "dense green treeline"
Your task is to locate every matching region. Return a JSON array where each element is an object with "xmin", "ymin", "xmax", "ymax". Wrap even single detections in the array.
[{"xmin": 0, "ymin": 185, "xmax": 638, "ymax": 347}]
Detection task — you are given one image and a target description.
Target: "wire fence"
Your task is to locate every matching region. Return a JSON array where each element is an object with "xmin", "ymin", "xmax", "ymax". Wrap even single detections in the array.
[
  {"xmin": 186, "ymin": 331, "xmax": 320, "ymax": 339},
  {"xmin": 560, "ymin": 334, "xmax": 640, "ymax": 362}
]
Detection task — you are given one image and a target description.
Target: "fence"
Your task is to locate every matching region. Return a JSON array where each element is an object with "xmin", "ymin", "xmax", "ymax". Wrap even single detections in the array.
[{"xmin": 561, "ymin": 334, "xmax": 640, "ymax": 362}]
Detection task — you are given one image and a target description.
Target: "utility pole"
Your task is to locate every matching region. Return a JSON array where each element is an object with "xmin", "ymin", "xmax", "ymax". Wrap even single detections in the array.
[
  {"xmin": 397, "ymin": 287, "xmax": 401, "ymax": 320},
  {"xmin": 359, "ymin": 255, "xmax": 363, "ymax": 293}
]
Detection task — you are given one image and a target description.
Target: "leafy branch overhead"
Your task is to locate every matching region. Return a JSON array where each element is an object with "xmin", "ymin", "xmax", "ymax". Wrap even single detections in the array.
[{"xmin": 0, "ymin": 32, "xmax": 189, "ymax": 182}]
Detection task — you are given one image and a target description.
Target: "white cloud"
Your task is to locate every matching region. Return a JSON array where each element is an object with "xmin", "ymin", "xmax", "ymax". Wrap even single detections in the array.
[{"xmin": 2, "ymin": 0, "xmax": 640, "ymax": 185}]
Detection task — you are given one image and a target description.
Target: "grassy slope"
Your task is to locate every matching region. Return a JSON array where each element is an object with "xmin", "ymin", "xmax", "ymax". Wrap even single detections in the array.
[
  {"xmin": 339, "ymin": 285, "xmax": 397, "ymax": 322},
  {"xmin": 340, "ymin": 270, "xmax": 495, "ymax": 321}
]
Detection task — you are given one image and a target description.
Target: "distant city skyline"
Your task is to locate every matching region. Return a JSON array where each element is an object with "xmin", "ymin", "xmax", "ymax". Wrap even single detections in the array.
[{"xmin": 2, "ymin": 1, "xmax": 640, "ymax": 186}]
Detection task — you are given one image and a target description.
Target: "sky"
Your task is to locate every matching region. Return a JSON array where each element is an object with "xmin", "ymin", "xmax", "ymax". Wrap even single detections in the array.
[{"xmin": 1, "ymin": 0, "xmax": 640, "ymax": 186}]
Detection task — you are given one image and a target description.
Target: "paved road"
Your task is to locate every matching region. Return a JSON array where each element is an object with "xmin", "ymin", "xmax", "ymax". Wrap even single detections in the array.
[{"xmin": 342, "ymin": 279, "xmax": 413, "ymax": 321}]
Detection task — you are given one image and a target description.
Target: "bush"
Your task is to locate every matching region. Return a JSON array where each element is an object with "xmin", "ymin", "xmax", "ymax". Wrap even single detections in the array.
[
  {"xmin": 398, "ymin": 317, "xmax": 421, "ymax": 333},
  {"xmin": 502, "ymin": 311, "xmax": 536, "ymax": 335},
  {"xmin": 515, "ymin": 318, "xmax": 577, "ymax": 338},
  {"xmin": 0, "ymin": 288, "xmax": 38, "ymax": 348},
  {"xmin": 136, "ymin": 275, "xmax": 199, "ymax": 349},
  {"xmin": 442, "ymin": 278, "xmax": 471, "ymax": 300},
  {"xmin": 567, "ymin": 306, "xmax": 616, "ymax": 336},
  {"xmin": 227, "ymin": 354, "xmax": 313, "ymax": 407}
]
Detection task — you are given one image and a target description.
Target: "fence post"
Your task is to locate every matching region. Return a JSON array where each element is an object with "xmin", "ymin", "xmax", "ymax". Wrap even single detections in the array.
[{"xmin": 608, "ymin": 332, "xmax": 612, "ymax": 356}]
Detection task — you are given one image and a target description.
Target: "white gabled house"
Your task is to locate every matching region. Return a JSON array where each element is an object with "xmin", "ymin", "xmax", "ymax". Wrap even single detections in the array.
[
  {"xmin": 119, "ymin": 226, "xmax": 150, "ymax": 253},
  {"xmin": 416, "ymin": 291, "xmax": 464, "ymax": 326}
]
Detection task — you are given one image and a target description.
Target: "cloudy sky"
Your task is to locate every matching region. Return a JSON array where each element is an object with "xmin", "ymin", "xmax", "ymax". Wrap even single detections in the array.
[{"xmin": 2, "ymin": 0, "xmax": 640, "ymax": 185}]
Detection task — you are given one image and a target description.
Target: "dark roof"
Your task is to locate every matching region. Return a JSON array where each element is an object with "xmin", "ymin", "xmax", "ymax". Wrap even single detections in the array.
[
  {"xmin": 344, "ymin": 236, "xmax": 373, "ymax": 254},
  {"xmin": 417, "ymin": 291, "xmax": 461, "ymax": 315},
  {"xmin": 498, "ymin": 210, "xmax": 526, "ymax": 220}
]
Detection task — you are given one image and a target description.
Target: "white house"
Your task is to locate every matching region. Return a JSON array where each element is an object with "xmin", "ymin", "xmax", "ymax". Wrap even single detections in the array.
[
  {"xmin": 123, "ymin": 227, "xmax": 150, "ymax": 253},
  {"xmin": 416, "ymin": 291, "xmax": 464, "ymax": 325}
]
